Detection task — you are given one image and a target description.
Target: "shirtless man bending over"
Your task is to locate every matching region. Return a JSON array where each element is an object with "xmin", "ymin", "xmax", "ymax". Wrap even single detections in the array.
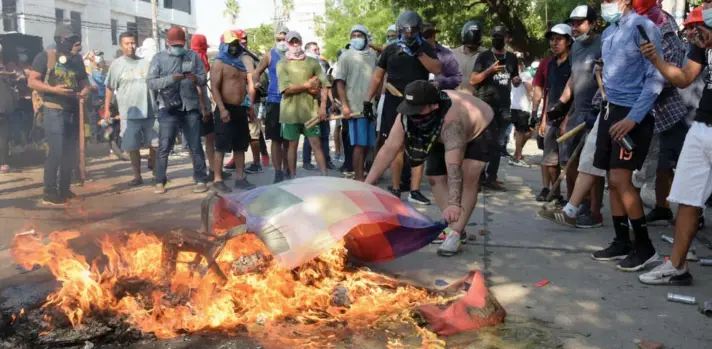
[
  {"xmin": 210, "ymin": 30, "xmax": 256, "ymax": 192},
  {"xmin": 366, "ymin": 80, "xmax": 494, "ymax": 256}
]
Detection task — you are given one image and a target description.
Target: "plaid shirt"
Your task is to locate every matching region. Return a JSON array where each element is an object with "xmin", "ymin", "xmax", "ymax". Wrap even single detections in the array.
[{"xmin": 591, "ymin": 15, "xmax": 686, "ymax": 133}]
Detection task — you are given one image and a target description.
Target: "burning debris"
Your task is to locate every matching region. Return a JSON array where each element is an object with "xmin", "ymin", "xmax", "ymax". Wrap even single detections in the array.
[{"xmin": 4, "ymin": 229, "xmax": 473, "ymax": 348}]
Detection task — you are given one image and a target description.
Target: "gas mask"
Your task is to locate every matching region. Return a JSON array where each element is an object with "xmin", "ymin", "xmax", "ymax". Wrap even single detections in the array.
[{"xmin": 492, "ymin": 37, "xmax": 506, "ymax": 50}]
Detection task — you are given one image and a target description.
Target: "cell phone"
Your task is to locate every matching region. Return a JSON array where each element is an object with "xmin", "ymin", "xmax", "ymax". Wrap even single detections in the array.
[
  {"xmin": 181, "ymin": 61, "xmax": 192, "ymax": 75},
  {"xmin": 497, "ymin": 57, "xmax": 506, "ymax": 65},
  {"xmin": 636, "ymin": 25, "xmax": 650, "ymax": 43}
]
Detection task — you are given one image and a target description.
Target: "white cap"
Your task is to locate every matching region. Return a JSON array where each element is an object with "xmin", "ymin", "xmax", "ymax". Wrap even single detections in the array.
[
  {"xmin": 546, "ymin": 23, "xmax": 572, "ymax": 38},
  {"xmin": 570, "ymin": 5, "xmax": 588, "ymax": 19},
  {"xmin": 387, "ymin": 24, "xmax": 396, "ymax": 33}
]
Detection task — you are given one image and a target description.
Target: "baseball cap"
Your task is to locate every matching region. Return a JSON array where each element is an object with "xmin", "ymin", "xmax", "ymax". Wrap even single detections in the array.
[
  {"xmin": 166, "ymin": 26, "xmax": 186, "ymax": 46},
  {"xmin": 55, "ymin": 24, "xmax": 79, "ymax": 39},
  {"xmin": 397, "ymin": 80, "xmax": 440, "ymax": 115},
  {"xmin": 684, "ymin": 6, "xmax": 704, "ymax": 27},
  {"xmin": 276, "ymin": 26, "xmax": 289, "ymax": 35},
  {"xmin": 387, "ymin": 24, "xmax": 397, "ymax": 33},
  {"xmin": 546, "ymin": 23, "xmax": 572, "ymax": 39},
  {"xmin": 569, "ymin": 5, "xmax": 597, "ymax": 22},
  {"xmin": 491, "ymin": 25, "xmax": 509, "ymax": 37},
  {"xmin": 286, "ymin": 31, "xmax": 302, "ymax": 43},
  {"xmin": 221, "ymin": 30, "xmax": 240, "ymax": 44}
]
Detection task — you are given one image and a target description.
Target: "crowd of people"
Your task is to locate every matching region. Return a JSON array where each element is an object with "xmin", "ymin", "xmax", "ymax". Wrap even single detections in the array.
[{"xmin": 1, "ymin": 0, "xmax": 711, "ymax": 288}]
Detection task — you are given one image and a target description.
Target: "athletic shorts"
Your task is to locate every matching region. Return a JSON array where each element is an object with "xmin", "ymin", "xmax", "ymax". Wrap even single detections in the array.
[
  {"xmin": 214, "ymin": 104, "xmax": 250, "ymax": 153},
  {"xmin": 348, "ymin": 118, "xmax": 376, "ymax": 147},
  {"xmin": 265, "ymin": 102, "xmax": 282, "ymax": 141},
  {"xmin": 379, "ymin": 92, "xmax": 403, "ymax": 139},
  {"xmin": 668, "ymin": 122, "xmax": 712, "ymax": 208},
  {"xmin": 542, "ymin": 125, "xmax": 560, "ymax": 166},
  {"xmin": 593, "ymin": 103, "xmax": 654, "ymax": 171},
  {"xmin": 200, "ymin": 114, "xmax": 214, "ymax": 136},
  {"xmin": 248, "ymin": 119, "xmax": 262, "ymax": 140},
  {"xmin": 281, "ymin": 123, "xmax": 320, "ymax": 141},
  {"xmin": 559, "ymin": 123, "xmax": 585, "ymax": 165},
  {"xmin": 120, "ymin": 117, "xmax": 158, "ymax": 151},
  {"xmin": 578, "ymin": 114, "xmax": 606, "ymax": 177},
  {"xmin": 425, "ymin": 122, "xmax": 494, "ymax": 176},
  {"xmin": 512, "ymin": 109, "xmax": 531, "ymax": 132},
  {"xmin": 376, "ymin": 93, "xmax": 386, "ymax": 132}
]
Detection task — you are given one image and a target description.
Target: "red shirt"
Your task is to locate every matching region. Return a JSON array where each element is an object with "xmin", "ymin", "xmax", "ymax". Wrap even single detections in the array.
[{"xmin": 533, "ymin": 56, "xmax": 554, "ymax": 88}]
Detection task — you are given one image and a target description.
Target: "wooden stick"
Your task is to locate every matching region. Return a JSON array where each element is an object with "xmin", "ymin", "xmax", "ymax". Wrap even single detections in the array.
[
  {"xmin": 556, "ymin": 123, "xmax": 586, "ymax": 143},
  {"xmin": 385, "ymin": 82, "xmax": 403, "ymax": 97},
  {"xmin": 545, "ymin": 132, "xmax": 587, "ymax": 202},
  {"xmin": 595, "ymin": 70, "xmax": 606, "ymax": 101},
  {"xmin": 305, "ymin": 112, "xmax": 362, "ymax": 129},
  {"xmin": 78, "ymin": 99, "xmax": 86, "ymax": 182}
]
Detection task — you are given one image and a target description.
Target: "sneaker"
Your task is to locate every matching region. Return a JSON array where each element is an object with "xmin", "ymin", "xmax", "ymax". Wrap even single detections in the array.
[
  {"xmin": 437, "ymin": 230, "xmax": 462, "ymax": 257},
  {"xmin": 224, "ymin": 159, "xmax": 236, "ymax": 170},
  {"xmin": 274, "ymin": 171, "xmax": 285, "ymax": 184},
  {"xmin": 645, "ymin": 207, "xmax": 674, "ymax": 225},
  {"xmin": 538, "ymin": 208, "xmax": 576, "ymax": 227},
  {"xmin": 431, "ymin": 228, "xmax": 451, "ymax": 244},
  {"xmin": 303, "ymin": 163, "xmax": 317, "ymax": 171},
  {"xmin": 207, "ymin": 170, "xmax": 232, "ymax": 182},
  {"xmin": 542, "ymin": 196, "xmax": 567, "ymax": 211},
  {"xmin": 42, "ymin": 194, "xmax": 67, "ymax": 206},
  {"xmin": 387, "ymin": 186, "xmax": 401, "ymax": 198},
  {"xmin": 576, "ymin": 212, "xmax": 604, "ymax": 229},
  {"xmin": 212, "ymin": 181, "xmax": 232, "ymax": 193},
  {"xmin": 482, "ymin": 180, "xmax": 507, "ymax": 192},
  {"xmin": 342, "ymin": 171, "xmax": 355, "ymax": 179},
  {"xmin": 193, "ymin": 182, "xmax": 209, "ymax": 193},
  {"xmin": 508, "ymin": 158, "xmax": 530, "ymax": 168},
  {"xmin": 154, "ymin": 183, "xmax": 166, "ymax": 194},
  {"xmin": 536, "ymin": 188, "xmax": 550, "ymax": 202},
  {"xmin": 408, "ymin": 190, "xmax": 431, "ymax": 205},
  {"xmin": 234, "ymin": 178, "xmax": 257, "ymax": 190},
  {"xmin": 638, "ymin": 260, "xmax": 693, "ymax": 285},
  {"xmin": 261, "ymin": 154, "xmax": 270, "ymax": 167},
  {"xmin": 129, "ymin": 178, "xmax": 143, "ymax": 187},
  {"xmin": 244, "ymin": 163, "xmax": 263, "ymax": 174},
  {"xmin": 591, "ymin": 239, "xmax": 631, "ymax": 261},
  {"xmin": 616, "ymin": 249, "xmax": 660, "ymax": 272},
  {"xmin": 326, "ymin": 161, "xmax": 337, "ymax": 170}
]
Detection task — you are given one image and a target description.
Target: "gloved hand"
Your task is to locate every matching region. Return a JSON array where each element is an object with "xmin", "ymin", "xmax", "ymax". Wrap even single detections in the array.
[
  {"xmin": 528, "ymin": 110, "xmax": 538, "ymax": 130},
  {"xmin": 363, "ymin": 101, "xmax": 375, "ymax": 121},
  {"xmin": 414, "ymin": 40, "xmax": 430, "ymax": 57},
  {"xmin": 546, "ymin": 100, "xmax": 571, "ymax": 122}
]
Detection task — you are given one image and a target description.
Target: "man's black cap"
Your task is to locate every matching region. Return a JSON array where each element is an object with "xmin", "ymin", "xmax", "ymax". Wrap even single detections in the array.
[
  {"xmin": 397, "ymin": 80, "xmax": 439, "ymax": 115},
  {"xmin": 491, "ymin": 25, "xmax": 509, "ymax": 37},
  {"xmin": 55, "ymin": 24, "xmax": 78, "ymax": 39}
]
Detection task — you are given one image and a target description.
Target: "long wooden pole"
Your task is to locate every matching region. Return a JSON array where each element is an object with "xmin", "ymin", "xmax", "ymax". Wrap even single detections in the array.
[{"xmin": 78, "ymin": 99, "xmax": 86, "ymax": 181}]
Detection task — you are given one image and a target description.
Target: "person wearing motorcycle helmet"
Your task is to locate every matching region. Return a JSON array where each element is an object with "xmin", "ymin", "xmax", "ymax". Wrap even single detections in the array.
[
  {"xmin": 362, "ymin": 10, "xmax": 441, "ymax": 204},
  {"xmin": 453, "ymin": 20, "xmax": 485, "ymax": 93}
]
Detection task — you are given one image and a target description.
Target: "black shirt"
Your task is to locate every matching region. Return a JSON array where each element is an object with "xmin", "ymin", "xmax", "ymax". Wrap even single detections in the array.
[
  {"xmin": 687, "ymin": 45, "xmax": 712, "ymax": 123},
  {"xmin": 472, "ymin": 50, "xmax": 519, "ymax": 108},
  {"xmin": 545, "ymin": 55, "xmax": 572, "ymax": 124},
  {"xmin": 31, "ymin": 51, "xmax": 88, "ymax": 112},
  {"xmin": 377, "ymin": 42, "xmax": 438, "ymax": 91}
]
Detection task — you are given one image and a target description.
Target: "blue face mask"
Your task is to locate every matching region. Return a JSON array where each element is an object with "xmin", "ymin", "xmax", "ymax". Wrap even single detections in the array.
[
  {"xmin": 704, "ymin": 8, "xmax": 712, "ymax": 27},
  {"xmin": 169, "ymin": 45, "xmax": 186, "ymax": 56},
  {"xmin": 350, "ymin": 37, "xmax": 366, "ymax": 50},
  {"xmin": 601, "ymin": 2, "xmax": 622, "ymax": 24}
]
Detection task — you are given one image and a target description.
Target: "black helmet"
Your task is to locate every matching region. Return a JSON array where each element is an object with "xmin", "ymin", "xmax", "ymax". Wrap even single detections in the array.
[
  {"xmin": 396, "ymin": 10, "xmax": 422, "ymax": 34},
  {"xmin": 461, "ymin": 20, "xmax": 482, "ymax": 45}
]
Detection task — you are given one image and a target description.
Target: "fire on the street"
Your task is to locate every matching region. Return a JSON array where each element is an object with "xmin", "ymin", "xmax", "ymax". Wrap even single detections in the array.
[{"xmin": 9, "ymin": 230, "xmax": 450, "ymax": 348}]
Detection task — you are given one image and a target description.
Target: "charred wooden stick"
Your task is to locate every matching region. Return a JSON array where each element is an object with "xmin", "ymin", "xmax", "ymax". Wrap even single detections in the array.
[
  {"xmin": 556, "ymin": 123, "xmax": 586, "ymax": 143},
  {"xmin": 385, "ymin": 82, "xmax": 403, "ymax": 97},
  {"xmin": 545, "ymin": 132, "xmax": 587, "ymax": 202}
]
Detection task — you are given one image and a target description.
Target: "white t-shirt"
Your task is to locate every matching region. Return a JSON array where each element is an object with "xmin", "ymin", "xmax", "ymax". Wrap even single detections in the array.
[{"xmin": 510, "ymin": 71, "xmax": 532, "ymax": 112}]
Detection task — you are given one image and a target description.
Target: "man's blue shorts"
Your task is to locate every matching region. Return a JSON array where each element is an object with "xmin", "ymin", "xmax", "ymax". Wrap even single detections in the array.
[{"xmin": 348, "ymin": 118, "xmax": 375, "ymax": 147}]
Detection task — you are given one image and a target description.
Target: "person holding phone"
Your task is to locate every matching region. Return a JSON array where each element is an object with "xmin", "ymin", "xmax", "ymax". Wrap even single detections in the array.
[
  {"xmin": 588, "ymin": 0, "xmax": 665, "ymax": 272},
  {"xmin": 470, "ymin": 25, "xmax": 520, "ymax": 191},
  {"xmin": 636, "ymin": 0, "xmax": 712, "ymax": 286}
]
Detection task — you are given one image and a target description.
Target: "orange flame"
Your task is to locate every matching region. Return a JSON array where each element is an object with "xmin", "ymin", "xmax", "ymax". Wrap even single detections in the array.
[{"xmin": 10, "ymin": 230, "xmax": 447, "ymax": 347}]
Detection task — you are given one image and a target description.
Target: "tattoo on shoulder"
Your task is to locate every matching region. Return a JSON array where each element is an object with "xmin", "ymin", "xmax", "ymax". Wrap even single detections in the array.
[
  {"xmin": 446, "ymin": 164, "xmax": 463, "ymax": 207},
  {"xmin": 442, "ymin": 118, "xmax": 466, "ymax": 152}
]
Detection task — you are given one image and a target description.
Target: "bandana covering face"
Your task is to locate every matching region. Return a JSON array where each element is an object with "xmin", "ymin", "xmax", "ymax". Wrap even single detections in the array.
[
  {"xmin": 402, "ymin": 91, "xmax": 451, "ymax": 167},
  {"xmin": 396, "ymin": 33, "xmax": 423, "ymax": 56},
  {"xmin": 216, "ymin": 43, "xmax": 247, "ymax": 72},
  {"xmin": 635, "ymin": 0, "xmax": 667, "ymax": 26},
  {"xmin": 286, "ymin": 45, "xmax": 306, "ymax": 60}
]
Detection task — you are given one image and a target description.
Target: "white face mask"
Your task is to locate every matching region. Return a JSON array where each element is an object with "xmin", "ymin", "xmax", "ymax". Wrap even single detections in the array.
[
  {"xmin": 601, "ymin": 2, "xmax": 623, "ymax": 24},
  {"xmin": 574, "ymin": 32, "xmax": 590, "ymax": 42},
  {"xmin": 704, "ymin": 8, "xmax": 712, "ymax": 27}
]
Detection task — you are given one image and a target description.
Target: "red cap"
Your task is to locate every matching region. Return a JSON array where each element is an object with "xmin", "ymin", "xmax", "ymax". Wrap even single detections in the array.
[
  {"xmin": 220, "ymin": 29, "xmax": 247, "ymax": 43},
  {"xmin": 684, "ymin": 6, "xmax": 704, "ymax": 27},
  {"xmin": 166, "ymin": 26, "xmax": 186, "ymax": 46}
]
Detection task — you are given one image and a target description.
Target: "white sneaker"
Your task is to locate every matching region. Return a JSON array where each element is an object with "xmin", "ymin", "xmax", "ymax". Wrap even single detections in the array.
[
  {"xmin": 437, "ymin": 230, "xmax": 462, "ymax": 257},
  {"xmin": 638, "ymin": 260, "xmax": 693, "ymax": 285},
  {"xmin": 431, "ymin": 228, "xmax": 451, "ymax": 244}
]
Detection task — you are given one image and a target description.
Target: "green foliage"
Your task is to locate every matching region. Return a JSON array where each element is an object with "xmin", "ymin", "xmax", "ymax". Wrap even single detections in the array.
[
  {"xmin": 223, "ymin": 0, "xmax": 240, "ymax": 24},
  {"xmin": 246, "ymin": 24, "xmax": 276, "ymax": 54},
  {"xmin": 314, "ymin": 0, "xmax": 398, "ymax": 61}
]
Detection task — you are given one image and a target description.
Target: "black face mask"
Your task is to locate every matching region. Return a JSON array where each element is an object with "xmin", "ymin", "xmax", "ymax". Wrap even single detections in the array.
[
  {"xmin": 228, "ymin": 43, "xmax": 242, "ymax": 56},
  {"xmin": 492, "ymin": 37, "xmax": 505, "ymax": 50},
  {"xmin": 56, "ymin": 37, "xmax": 76, "ymax": 54}
]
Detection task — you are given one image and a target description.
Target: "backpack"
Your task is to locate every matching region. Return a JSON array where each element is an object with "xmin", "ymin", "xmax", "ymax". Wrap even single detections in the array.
[{"xmin": 31, "ymin": 50, "xmax": 63, "ymax": 126}]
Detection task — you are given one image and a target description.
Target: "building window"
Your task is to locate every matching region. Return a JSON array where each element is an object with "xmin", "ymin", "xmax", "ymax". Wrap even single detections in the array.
[
  {"xmin": 2, "ymin": 0, "xmax": 18, "ymax": 32},
  {"xmin": 127, "ymin": 22, "xmax": 138, "ymax": 37},
  {"xmin": 111, "ymin": 19, "xmax": 118, "ymax": 45},
  {"xmin": 70, "ymin": 11, "xmax": 81, "ymax": 36},
  {"xmin": 164, "ymin": 0, "xmax": 191, "ymax": 14},
  {"xmin": 55, "ymin": 9, "xmax": 64, "ymax": 23}
]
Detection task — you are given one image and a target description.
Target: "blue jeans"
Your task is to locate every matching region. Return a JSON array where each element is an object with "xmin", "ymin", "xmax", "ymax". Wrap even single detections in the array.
[
  {"xmin": 43, "ymin": 108, "xmax": 79, "ymax": 196},
  {"xmin": 302, "ymin": 120, "xmax": 331, "ymax": 164},
  {"xmin": 155, "ymin": 109, "xmax": 208, "ymax": 184}
]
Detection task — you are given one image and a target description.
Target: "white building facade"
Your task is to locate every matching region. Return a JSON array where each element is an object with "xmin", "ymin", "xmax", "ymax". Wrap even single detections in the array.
[
  {"xmin": 286, "ymin": 0, "xmax": 325, "ymax": 48},
  {"xmin": 1, "ymin": 0, "xmax": 197, "ymax": 57}
]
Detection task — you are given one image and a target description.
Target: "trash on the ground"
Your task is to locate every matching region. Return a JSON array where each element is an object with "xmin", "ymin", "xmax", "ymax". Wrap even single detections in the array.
[
  {"xmin": 83, "ymin": 341, "xmax": 95, "ymax": 349},
  {"xmin": 666, "ymin": 293, "xmax": 696, "ymax": 305},
  {"xmin": 434, "ymin": 279, "xmax": 449, "ymax": 287},
  {"xmin": 534, "ymin": 279, "xmax": 549, "ymax": 287},
  {"xmin": 699, "ymin": 300, "xmax": 712, "ymax": 317},
  {"xmin": 479, "ymin": 229, "xmax": 490, "ymax": 236},
  {"xmin": 633, "ymin": 338, "xmax": 664, "ymax": 349},
  {"xmin": 660, "ymin": 234, "xmax": 674, "ymax": 244},
  {"xmin": 699, "ymin": 258, "xmax": 712, "ymax": 266}
]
